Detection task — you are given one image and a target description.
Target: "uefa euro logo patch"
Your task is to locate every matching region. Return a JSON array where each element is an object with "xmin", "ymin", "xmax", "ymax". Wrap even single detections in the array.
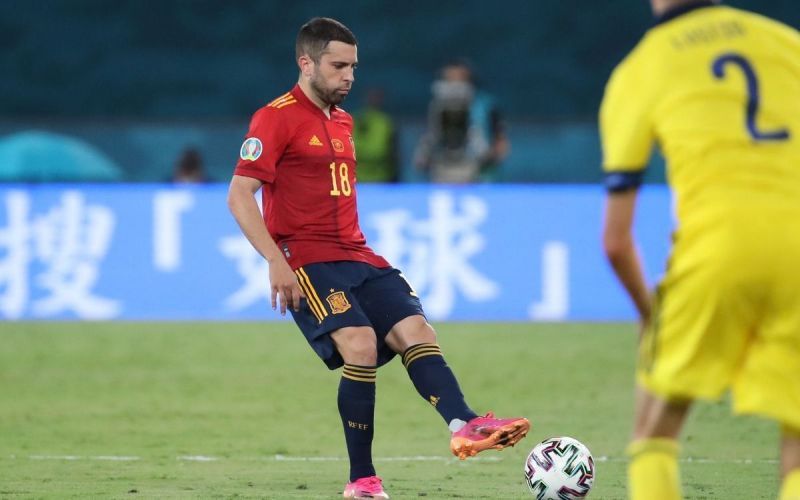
[
  {"xmin": 240, "ymin": 137, "xmax": 263, "ymax": 161},
  {"xmin": 326, "ymin": 291, "xmax": 351, "ymax": 314}
]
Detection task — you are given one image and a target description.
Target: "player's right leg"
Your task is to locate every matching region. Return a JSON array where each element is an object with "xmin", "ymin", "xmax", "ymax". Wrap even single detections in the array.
[
  {"xmin": 780, "ymin": 426, "xmax": 800, "ymax": 500},
  {"xmin": 330, "ymin": 327, "xmax": 388, "ymax": 499},
  {"xmin": 289, "ymin": 263, "xmax": 389, "ymax": 498},
  {"xmin": 627, "ymin": 386, "xmax": 690, "ymax": 500},
  {"xmin": 730, "ymin": 229, "xmax": 800, "ymax": 499},
  {"xmin": 628, "ymin": 231, "xmax": 767, "ymax": 499}
]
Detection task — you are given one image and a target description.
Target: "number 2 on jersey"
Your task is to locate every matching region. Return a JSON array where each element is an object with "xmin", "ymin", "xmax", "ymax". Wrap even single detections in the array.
[
  {"xmin": 711, "ymin": 53, "xmax": 790, "ymax": 141},
  {"xmin": 329, "ymin": 162, "xmax": 352, "ymax": 196}
]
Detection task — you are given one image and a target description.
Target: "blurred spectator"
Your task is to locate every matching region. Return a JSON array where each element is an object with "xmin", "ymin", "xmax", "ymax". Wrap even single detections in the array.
[
  {"xmin": 415, "ymin": 59, "xmax": 509, "ymax": 183},
  {"xmin": 171, "ymin": 147, "xmax": 206, "ymax": 183},
  {"xmin": 352, "ymin": 88, "xmax": 398, "ymax": 182}
]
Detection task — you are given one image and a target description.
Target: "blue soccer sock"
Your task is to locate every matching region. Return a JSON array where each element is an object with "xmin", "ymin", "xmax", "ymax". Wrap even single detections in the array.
[
  {"xmin": 338, "ymin": 364, "xmax": 377, "ymax": 482},
  {"xmin": 402, "ymin": 343, "xmax": 478, "ymax": 425}
]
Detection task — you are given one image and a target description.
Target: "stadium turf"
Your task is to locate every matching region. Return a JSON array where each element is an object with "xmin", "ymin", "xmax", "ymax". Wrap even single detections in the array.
[{"xmin": 0, "ymin": 322, "xmax": 779, "ymax": 498}]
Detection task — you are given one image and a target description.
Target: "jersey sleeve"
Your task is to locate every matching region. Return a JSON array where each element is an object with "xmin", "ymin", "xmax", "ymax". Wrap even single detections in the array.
[
  {"xmin": 600, "ymin": 55, "xmax": 655, "ymax": 191},
  {"xmin": 233, "ymin": 107, "xmax": 289, "ymax": 183}
]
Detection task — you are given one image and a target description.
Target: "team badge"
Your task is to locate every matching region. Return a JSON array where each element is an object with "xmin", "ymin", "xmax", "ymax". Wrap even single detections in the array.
[
  {"xmin": 326, "ymin": 290, "xmax": 351, "ymax": 314},
  {"xmin": 331, "ymin": 138, "xmax": 345, "ymax": 152},
  {"xmin": 240, "ymin": 137, "xmax": 263, "ymax": 161}
]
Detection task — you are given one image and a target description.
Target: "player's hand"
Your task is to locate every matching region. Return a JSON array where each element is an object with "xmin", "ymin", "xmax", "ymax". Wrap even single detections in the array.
[{"xmin": 268, "ymin": 258, "xmax": 305, "ymax": 315}]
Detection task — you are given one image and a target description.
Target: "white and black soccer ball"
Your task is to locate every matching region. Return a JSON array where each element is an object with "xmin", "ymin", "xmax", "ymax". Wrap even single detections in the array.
[{"xmin": 523, "ymin": 436, "xmax": 595, "ymax": 499}]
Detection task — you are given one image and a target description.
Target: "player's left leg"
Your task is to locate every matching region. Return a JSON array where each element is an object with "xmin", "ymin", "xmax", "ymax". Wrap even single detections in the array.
[
  {"xmin": 627, "ymin": 386, "xmax": 690, "ymax": 500},
  {"xmin": 354, "ymin": 267, "xmax": 481, "ymax": 429},
  {"xmin": 385, "ymin": 315, "xmax": 530, "ymax": 460},
  {"xmin": 356, "ymin": 266, "xmax": 529, "ymax": 459},
  {"xmin": 779, "ymin": 426, "xmax": 800, "ymax": 500},
  {"xmin": 385, "ymin": 315, "xmax": 477, "ymax": 426}
]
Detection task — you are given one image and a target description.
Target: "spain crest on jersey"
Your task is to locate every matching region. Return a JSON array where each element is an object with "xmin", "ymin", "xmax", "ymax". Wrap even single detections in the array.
[
  {"xmin": 240, "ymin": 137, "xmax": 263, "ymax": 161},
  {"xmin": 326, "ymin": 291, "xmax": 351, "ymax": 314}
]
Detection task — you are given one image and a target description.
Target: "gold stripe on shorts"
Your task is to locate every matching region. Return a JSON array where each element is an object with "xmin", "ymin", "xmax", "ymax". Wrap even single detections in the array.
[
  {"xmin": 294, "ymin": 275, "xmax": 323, "ymax": 323},
  {"xmin": 294, "ymin": 268, "xmax": 328, "ymax": 323}
]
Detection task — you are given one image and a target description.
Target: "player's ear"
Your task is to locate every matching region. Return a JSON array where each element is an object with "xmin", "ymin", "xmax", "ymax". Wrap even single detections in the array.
[{"xmin": 298, "ymin": 55, "xmax": 314, "ymax": 77}]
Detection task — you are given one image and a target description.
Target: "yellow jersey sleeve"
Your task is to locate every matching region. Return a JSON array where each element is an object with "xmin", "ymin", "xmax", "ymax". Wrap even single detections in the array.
[
  {"xmin": 600, "ymin": 58, "xmax": 656, "ymax": 174},
  {"xmin": 600, "ymin": 5, "xmax": 800, "ymax": 202}
]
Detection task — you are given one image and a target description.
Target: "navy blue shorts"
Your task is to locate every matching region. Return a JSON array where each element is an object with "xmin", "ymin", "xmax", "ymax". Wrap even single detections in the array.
[{"xmin": 290, "ymin": 261, "xmax": 425, "ymax": 370}]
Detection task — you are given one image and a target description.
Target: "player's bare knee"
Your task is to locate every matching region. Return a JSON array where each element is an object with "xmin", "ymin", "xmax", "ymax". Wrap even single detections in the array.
[
  {"xmin": 338, "ymin": 341, "xmax": 378, "ymax": 365},
  {"xmin": 385, "ymin": 315, "xmax": 436, "ymax": 352},
  {"xmin": 331, "ymin": 327, "xmax": 378, "ymax": 365}
]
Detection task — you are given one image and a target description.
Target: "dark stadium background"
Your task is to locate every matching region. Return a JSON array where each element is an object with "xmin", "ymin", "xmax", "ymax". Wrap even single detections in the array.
[{"xmin": 2, "ymin": 0, "xmax": 796, "ymax": 182}]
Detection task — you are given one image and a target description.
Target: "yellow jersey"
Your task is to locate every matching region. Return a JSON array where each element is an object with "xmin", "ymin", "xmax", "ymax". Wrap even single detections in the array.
[{"xmin": 600, "ymin": 3, "xmax": 800, "ymax": 230}]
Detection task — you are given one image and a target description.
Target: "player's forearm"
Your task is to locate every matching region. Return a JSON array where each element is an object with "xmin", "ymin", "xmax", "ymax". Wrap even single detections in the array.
[
  {"xmin": 602, "ymin": 191, "xmax": 650, "ymax": 322},
  {"xmin": 227, "ymin": 189, "xmax": 283, "ymax": 264},
  {"xmin": 605, "ymin": 239, "xmax": 651, "ymax": 322}
]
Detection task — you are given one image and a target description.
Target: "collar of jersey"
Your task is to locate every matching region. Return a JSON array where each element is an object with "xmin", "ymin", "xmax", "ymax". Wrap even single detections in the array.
[
  {"xmin": 291, "ymin": 84, "xmax": 337, "ymax": 120},
  {"xmin": 654, "ymin": 0, "xmax": 716, "ymax": 26}
]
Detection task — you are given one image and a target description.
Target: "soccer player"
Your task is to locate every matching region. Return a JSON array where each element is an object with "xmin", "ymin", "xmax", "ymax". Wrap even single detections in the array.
[
  {"xmin": 227, "ymin": 17, "xmax": 529, "ymax": 499},
  {"xmin": 600, "ymin": 1, "xmax": 800, "ymax": 499}
]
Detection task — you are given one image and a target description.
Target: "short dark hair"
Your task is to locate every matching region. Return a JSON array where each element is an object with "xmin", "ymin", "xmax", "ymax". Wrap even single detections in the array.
[{"xmin": 296, "ymin": 17, "xmax": 357, "ymax": 62}]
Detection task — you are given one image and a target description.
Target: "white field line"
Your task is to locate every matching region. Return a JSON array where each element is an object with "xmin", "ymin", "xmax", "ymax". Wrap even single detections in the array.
[
  {"xmin": 272, "ymin": 454, "xmax": 501, "ymax": 462},
  {"xmin": 8, "ymin": 454, "xmax": 779, "ymax": 465},
  {"xmin": 177, "ymin": 455, "xmax": 218, "ymax": 462},
  {"xmin": 27, "ymin": 455, "xmax": 140, "ymax": 461}
]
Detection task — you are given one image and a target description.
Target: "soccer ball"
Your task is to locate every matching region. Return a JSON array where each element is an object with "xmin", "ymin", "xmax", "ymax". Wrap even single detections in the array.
[{"xmin": 523, "ymin": 436, "xmax": 595, "ymax": 499}]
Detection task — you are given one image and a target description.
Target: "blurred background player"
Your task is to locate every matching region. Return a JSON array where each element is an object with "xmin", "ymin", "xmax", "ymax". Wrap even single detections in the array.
[
  {"xmin": 352, "ymin": 88, "xmax": 399, "ymax": 183},
  {"xmin": 414, "ymin": 59, "xmax": 509, "ymax": 183},
  {"xmin": 600, "ymin": 1, "xmax": 800, "ymax": 499},
  {"xmin": 226, "ymin": 17, "xmax": 529, "ymax": 500}
]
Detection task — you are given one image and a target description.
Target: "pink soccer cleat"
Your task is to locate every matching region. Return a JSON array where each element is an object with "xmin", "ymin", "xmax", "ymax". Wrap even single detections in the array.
[
  {"xmin": 450, "ymin": 412, "xmax": 531, "ymax": 460},
  {"xmin": 343, "ymin": 475, "xmax": 389, "ymax": 499}
]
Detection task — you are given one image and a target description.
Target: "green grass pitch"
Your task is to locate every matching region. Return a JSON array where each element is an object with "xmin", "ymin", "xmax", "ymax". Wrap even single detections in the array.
[{"xmin": 0, "ymin": 322, "xmax": 780, "ymax": 498}]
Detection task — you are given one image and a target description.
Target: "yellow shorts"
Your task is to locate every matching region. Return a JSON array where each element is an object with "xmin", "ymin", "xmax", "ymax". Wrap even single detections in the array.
[{"xmin": 637, "ymin": 216, "xmax": 800, "ymax": 429}]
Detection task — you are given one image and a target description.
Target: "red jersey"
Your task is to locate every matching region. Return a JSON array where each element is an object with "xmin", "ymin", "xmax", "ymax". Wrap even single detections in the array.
[{"xmin": 234, "ymin": 85, "xmax": 390, "ymax": 270}]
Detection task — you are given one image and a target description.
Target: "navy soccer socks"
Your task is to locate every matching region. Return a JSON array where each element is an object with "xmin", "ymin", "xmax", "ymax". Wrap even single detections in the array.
[
  {"xmin": 339, "ymin": 364, "xmax": 377, "ymax": 482},
  {"xmin": 402, "ymin": 343, "xmax": 478, "ymax": 425}
]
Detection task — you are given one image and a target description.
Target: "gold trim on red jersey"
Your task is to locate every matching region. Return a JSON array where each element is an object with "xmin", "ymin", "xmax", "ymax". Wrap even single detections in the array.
[{"xmin": 268, "ymin": 93, "xmax": 297, "ymax": 109}]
